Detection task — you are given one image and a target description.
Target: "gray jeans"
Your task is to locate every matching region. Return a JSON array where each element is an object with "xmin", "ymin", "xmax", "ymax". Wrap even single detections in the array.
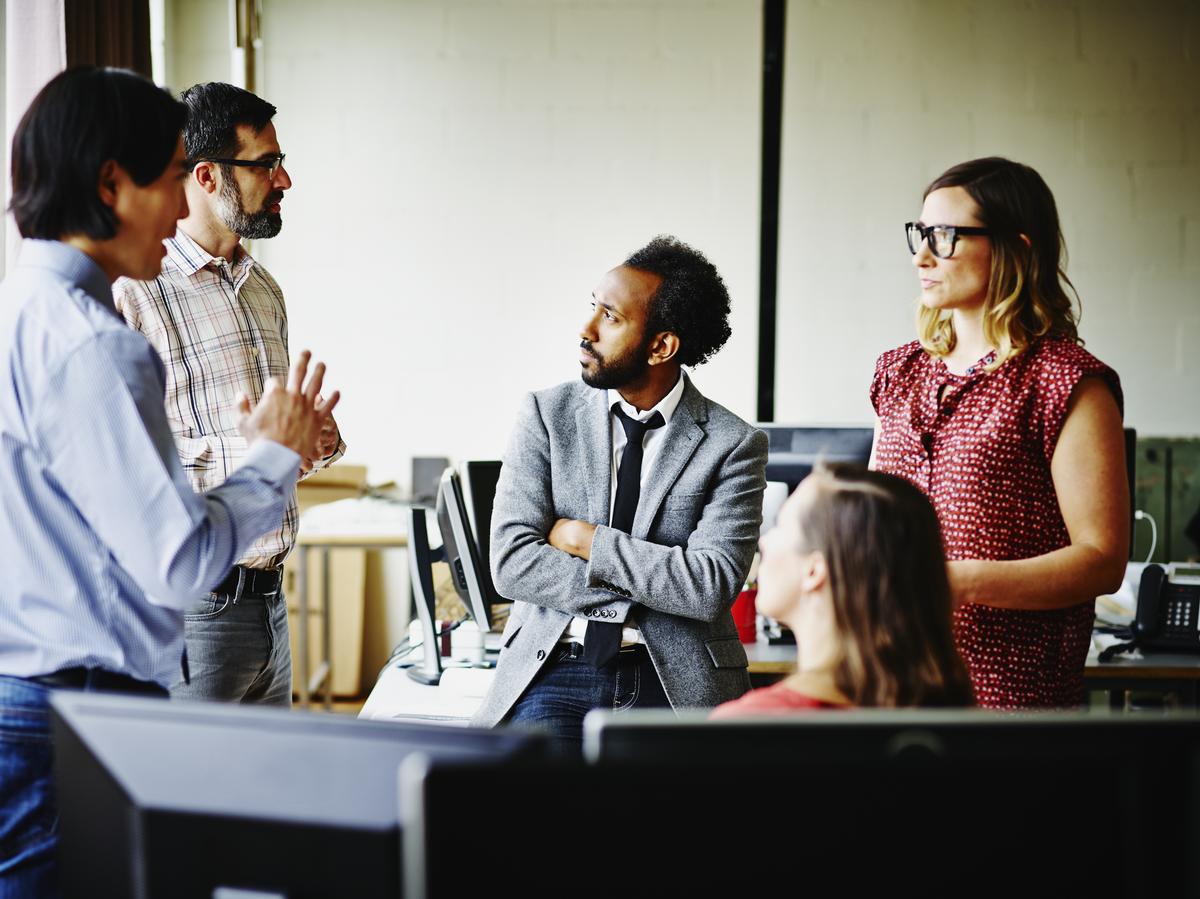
[{"xmin": 171, "ymin": 588, "xmax": 292, "ymax": 705}]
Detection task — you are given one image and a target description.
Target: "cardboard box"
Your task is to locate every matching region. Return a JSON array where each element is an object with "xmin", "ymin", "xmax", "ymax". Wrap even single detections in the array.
[{"xmin": 285, "ymin": 465, "xmax": 368, "ymax": 699}]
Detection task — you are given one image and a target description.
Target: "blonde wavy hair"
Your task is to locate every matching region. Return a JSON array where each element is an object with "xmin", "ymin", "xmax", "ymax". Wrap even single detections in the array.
[{"xmin": 917, "ymin": 158, "xmax": 1081, "ymax": 369}]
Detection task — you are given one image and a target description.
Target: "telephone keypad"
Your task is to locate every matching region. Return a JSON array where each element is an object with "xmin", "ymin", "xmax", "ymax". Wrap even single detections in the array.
[{"xmin": 1164, "ymin": 598, "xmax": 1196, "ymax": 635}]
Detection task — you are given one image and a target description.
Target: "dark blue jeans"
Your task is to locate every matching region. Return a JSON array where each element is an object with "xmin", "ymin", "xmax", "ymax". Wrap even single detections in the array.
[
  {"xmin": 0, "ymin": 673, "xmax": 167, "ymax": 898},
  {"xmin": 506, "ymin": 643, "xmax": 669, "ymax": 752},
  {"xmin": 0, "ymin": 676, "xmax": 59, "ymax": 898}
]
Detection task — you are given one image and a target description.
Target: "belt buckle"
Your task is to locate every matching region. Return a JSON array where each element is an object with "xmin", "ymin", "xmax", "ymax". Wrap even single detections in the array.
[
  {"xmin": 260, "ymin": 566, "xmax": 282, "ymax": 597},
  {"xmin": 556, "ymin": 642, "xmax": 584, "ymax": 662}
]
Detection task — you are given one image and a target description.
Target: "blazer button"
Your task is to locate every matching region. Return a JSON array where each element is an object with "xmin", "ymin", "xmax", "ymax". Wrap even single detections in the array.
[{"xmin": 536, "ymin": 649, "xmax": 546, "ymax": 661}]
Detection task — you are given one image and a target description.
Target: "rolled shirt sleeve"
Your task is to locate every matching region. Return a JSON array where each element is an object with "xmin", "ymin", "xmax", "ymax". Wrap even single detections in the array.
[{"xmin": 31, "ymin": 328, "xmax": 299, "ymax": 609}]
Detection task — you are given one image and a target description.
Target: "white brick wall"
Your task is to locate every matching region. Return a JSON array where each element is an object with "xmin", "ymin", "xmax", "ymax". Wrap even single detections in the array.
[
  {"xmin": 776, "ymin": 0, "xmax": 1200, "ymax": 435},
  {"xmin": 163, "ymin": 1, "xmax": 1200, "ymax": 448},
  {"xmin": 238, "ymin": 0, "xmax": 763, "ymax": 489},
  {"xmin": 153, "ymin": 0, "xmax": 1197, "ymax": 681}
]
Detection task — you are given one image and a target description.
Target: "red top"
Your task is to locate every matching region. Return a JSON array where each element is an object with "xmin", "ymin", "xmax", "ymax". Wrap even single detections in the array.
[
  {"xmin": 709, "ymin": 681, "xmax": 847, "ymax": 718},
  {"xmin": 870, "ymin": 337, "xmax": 1122, "ymax": 709}
]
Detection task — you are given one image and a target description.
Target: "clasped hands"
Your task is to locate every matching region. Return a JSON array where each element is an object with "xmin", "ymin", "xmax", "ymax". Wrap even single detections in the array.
[
  {"xmin": 548, "ymin": 518, "xmax": 596, "ymax": 560},
  {"xmin": 236, "ymin": 349, "xmax": 341, "ymax": 471}
]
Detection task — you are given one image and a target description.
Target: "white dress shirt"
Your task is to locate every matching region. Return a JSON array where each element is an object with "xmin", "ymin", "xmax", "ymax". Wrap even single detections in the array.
[{"xmin": 565, "ymin": 373, "xmax": 686, "ymax": 646}]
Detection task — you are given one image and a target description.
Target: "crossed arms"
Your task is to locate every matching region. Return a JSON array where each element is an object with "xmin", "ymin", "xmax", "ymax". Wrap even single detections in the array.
[{"xmin": 490, "ymin": 392, "xmax": 767, "ymax": 625}]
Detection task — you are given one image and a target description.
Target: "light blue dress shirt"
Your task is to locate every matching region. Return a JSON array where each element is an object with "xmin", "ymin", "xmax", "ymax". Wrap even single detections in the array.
[{"xmin": 0, "ymin": 240, "xmax": 301, "ymax": 686}]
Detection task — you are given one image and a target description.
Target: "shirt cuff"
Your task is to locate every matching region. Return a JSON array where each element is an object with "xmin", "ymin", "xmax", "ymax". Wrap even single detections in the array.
[{"xmin": 243, "ymin": 439, "xmax": 302, "ymax": 486}]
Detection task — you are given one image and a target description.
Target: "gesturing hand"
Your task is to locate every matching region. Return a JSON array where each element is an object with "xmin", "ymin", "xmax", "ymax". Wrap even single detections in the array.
[
  {"xmin": 236, "ymin": 350, "xmax": 340, "ymax": 462},
  {"xmin": 299, "ymin": 404, "xmax": 342, "ymax": 473}
]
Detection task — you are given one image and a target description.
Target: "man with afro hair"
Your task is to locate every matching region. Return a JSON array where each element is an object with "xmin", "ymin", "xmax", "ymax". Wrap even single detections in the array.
[{"xmin": 473, "ymin": 236, "xmax": 767, "ymax": 749}]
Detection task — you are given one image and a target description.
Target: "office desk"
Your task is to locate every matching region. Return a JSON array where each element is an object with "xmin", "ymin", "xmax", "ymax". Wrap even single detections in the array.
[
  {"xmin": 746, "ymin": 642, "xmax": 1200, "ymax": 707},
  {"xmin": 295, "ymin": 532, "xmax": 407, "ymax": 710},
  {"xmin": 359, "ymin": 662, "xmax": 486, "ymax": 724},
  {"xmin": 358, "ymin": 631, "xmax": 1200, "ymax": 721},
  {"xmin": 1084, "ymin": 651, "xmax": 1200, "ymax": 708},
  {"xmin": 359, "ymin": 635, "xmax": 797, "ymax": 724}
]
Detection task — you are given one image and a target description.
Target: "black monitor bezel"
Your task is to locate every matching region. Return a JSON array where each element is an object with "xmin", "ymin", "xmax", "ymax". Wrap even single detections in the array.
[{"xmin": 435, "ymin": 466, "xmax": 494, "ymax": 632}]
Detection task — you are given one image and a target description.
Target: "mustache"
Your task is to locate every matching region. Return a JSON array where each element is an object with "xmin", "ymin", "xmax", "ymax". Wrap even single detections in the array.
[{"xmin": 579, "ymin": 340, "xmax": 599, "ymax": 360}]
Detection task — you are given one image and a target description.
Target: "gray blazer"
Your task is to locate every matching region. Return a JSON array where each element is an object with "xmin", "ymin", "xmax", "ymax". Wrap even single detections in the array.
[{"xmin": 472, "ymin": 373, "xmax": 768, "ymax": 728}]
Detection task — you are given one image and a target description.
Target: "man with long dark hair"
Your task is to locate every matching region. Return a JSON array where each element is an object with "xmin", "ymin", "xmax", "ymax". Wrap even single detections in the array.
[
  {"xmin": 472, "ymin": 236, "xmax": 768, "ymax": 748},
  {"xmin": 0, "ymin": 67, "xmax": 336, "ymax": 892},
  {"xmin": 114, "ymin": 82, "xmax": 344, "ymax": 706}
]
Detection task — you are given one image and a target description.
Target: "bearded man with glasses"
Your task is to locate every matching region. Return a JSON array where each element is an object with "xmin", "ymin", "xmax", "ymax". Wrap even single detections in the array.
[{"xmin": 114, "ymin": 82, "xmax": 345, "ymax": 706}]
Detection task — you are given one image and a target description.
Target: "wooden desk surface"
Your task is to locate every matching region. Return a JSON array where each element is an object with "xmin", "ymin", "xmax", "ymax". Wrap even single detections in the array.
[{"xmin": 745, "ymin": 638, "xmax": 796, "ymax": 674}]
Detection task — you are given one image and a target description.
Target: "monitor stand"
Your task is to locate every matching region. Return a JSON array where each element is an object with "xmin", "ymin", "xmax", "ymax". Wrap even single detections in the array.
[{"xmin": 407, "ymin": 506, "xmax": 445, "ymax": 685}]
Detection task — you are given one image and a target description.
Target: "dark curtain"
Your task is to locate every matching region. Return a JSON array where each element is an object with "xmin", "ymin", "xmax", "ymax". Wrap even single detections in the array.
[{"xmin": 64, "ymin": 0, "xmax": 152, "ymax": 77}]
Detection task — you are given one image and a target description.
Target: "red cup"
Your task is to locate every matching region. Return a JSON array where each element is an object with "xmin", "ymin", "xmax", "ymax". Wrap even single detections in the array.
[{"xmin": 731, "ymin": 588, "xmax": 757, "ymax": 643}]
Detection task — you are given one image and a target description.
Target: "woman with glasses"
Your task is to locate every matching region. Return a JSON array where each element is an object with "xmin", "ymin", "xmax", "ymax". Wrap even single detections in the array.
[
  {"xmin": 869, "ymin": 157, "xmax": 1128, "ymax": 709},
  {"xmin": 711, "ymin": 464, "xmax": 973, "ymax": 718}
]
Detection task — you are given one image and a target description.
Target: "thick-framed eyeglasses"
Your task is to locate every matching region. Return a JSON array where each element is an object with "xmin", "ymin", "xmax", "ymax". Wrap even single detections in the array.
[
  {"xmin": 198, "ymin": 154, "xmax": 286, "ymax": 178},
  {"xmin": 905, "ymin": 221, "xmax": 990, "ymax": 259}
]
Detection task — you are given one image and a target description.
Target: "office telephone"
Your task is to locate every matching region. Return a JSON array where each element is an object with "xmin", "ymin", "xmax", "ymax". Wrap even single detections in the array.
[{"xmin": 1133, "ymin": 563, "xmax": 1200, "ymax": 651}]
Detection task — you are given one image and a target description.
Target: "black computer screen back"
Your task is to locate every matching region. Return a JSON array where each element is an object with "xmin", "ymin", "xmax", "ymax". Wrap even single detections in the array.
[{"xmin": 461, "ymin": 460, "xmax": 502, "ymax": 603}]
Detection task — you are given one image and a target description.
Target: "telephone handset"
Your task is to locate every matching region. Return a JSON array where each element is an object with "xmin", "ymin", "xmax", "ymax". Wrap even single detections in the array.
[{"xmin": 1133, "ymin": 563, "xmax": 1200, "ymax": 651}]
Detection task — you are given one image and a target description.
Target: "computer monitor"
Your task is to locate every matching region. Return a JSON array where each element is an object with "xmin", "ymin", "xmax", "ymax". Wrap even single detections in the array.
[
  {"xmin": 758, "ymin": 424, "xmax": 875, "ymax": 492},
  {"xmin": 583, "ymin": 707, "xmax": 1200, "ymax": 768},
  {"xmin": 50, "ymin": 692, "xmax": 541, "ymax": 899},
  {"xmin": 583, "ymin": 708, "xmax": 1198, "ymax": 894},
  {"xmin": 435, "ymin": 461, "xmax": 502, "ymax": 632},
  {"xmin": 406, "ymin": 504, "xmax": 445, "ymax": 685},
  {"xmin": 402, "ymin": 710, "xmax": 1200, "ymax": 896},
  {"xmin": 406, "ymin": 462, "xmax": 503, "ymax": 685}
]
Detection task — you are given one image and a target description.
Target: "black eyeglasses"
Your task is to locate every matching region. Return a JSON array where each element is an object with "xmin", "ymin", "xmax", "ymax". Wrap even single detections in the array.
[
  {"xmin": 196, "ymin": 154, "xmax": 286, "ymax": 178},
  {"xmin": 905, "ymin": 221, "xmax": 990, "ymax": 259}
]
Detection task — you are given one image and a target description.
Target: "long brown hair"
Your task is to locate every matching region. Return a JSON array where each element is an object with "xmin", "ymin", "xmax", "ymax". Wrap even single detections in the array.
[
  {"xmin": 798, "ymin": 464, "xmax": 973, "ymax": 707},
  {"xmin": 917, "ymin": 157, "xmax": 1081, "ymax": 369}
]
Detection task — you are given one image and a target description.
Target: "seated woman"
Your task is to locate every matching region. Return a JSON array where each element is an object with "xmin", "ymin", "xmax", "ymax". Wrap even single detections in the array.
[{"xmin": 712, "ymin": 464, "xmax": 973, "ymax": 717}]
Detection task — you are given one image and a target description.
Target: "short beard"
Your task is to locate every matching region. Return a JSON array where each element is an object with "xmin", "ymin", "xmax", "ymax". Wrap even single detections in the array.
[
  {"xmin": 580, "ymin": 335, "xmax": 652, "ymax": 390},
  {"xmin": 216, "ymin": 169, "xmax": 282, "ymax": 240}
]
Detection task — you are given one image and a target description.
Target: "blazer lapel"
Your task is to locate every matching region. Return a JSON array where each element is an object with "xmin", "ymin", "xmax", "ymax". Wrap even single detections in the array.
[
  {"xmin": 632, "ymin": 376, "xmax": 707, "ymax": 539},
  {"xmin": 576, "ymin": 389, "xmax": 612, "ymax": 524}
]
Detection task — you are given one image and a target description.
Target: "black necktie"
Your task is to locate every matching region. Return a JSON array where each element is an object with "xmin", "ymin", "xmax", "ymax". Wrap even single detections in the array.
[{"xmin": 583, "ymin": 405, "xmax": 665, "ymax": 669}]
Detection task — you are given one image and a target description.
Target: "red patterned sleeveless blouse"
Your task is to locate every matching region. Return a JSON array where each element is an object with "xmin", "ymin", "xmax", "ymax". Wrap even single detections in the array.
[{"xmin": 870, "ymin": 337, "xmax": 1123, "ymax": 709}]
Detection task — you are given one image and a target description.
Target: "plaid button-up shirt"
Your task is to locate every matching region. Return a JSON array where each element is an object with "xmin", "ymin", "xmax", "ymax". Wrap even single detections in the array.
[{"xmin": 114, "ymin": 228, "xmax": 345, "ymax": 570}]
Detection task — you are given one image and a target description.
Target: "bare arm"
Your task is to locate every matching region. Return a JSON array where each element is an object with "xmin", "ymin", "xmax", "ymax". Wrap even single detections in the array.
[{"xmin": 949, "ymin": 377, "xmax": 1129, "ymax": 610}]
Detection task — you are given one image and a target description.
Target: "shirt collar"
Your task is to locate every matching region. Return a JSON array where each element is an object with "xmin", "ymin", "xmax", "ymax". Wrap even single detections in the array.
[
  {"xmin": 607, "ymin": 371, "xmax": 686, "ymax": 428},
  {"xmin": 166, "ymin": 227, "xmax": 254, "ymax": 278},
  {"xmin": 18, "ymin": 240, "xmax": 113, "ymax": 311}
]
